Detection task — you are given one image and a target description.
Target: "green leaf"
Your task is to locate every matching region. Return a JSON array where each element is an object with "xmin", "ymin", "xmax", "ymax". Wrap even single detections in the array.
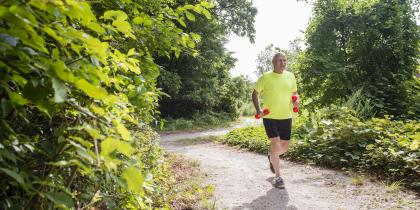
[
  {"xmin": 87, "ymin": 22, "xmax": 106, "ymax": 34},
  {"xmin": 133, "ymin": 16, "xmax": 143, "ymax": 24},
  {"xmin": 127, "ymin": 48, "xmax": 135, "ymax": 57},
  {"xmin": 112, "ymin": 19, "xmax": 134, "ymax": 38},
  {"xmin": 185, "ymin": 11, "xmax": 195, "ymax": 21},
  {"xmin": 115, "ymin": 121, "xmax": 131, "ymax": 140},
  {"xmin": 45, "ymin": 192, "xmax": 74, "ymax": 209},
  {"xmin": 70, "ymin": 136, "xmax": 93, "ymax": 148},
  {"xmin": 75, "ymin": 79, "xmax": 108, "ymax": 100},
  {"xmin": 43, "ymin": 26, "xmax": 66, "ymax": 45},
  {"xmin": 177, "ymin": 17, "xmax": 186, "ymax": 27},
  {"xmin": 0, "ymin": 168, "xmax": 25, "ymax": 186},
  {"xmin": 102, "ymin": 10, "xmax": 127, "ymax": 20},
  {"xmin": 9, "ymin": 92, "xmax": 28, "ymax": 106},
  {"xmin": 101, "ymin": 137, "xmax": 135, "ymax": 158},
  {"xmin": 122, "ymin": 166, "xmax": 144, "ymax": 194},
  {"xmin": 201, "ymin": 8, "xmax": 211, "ymax": 19},
  {"xmin": 52, "ymin": 78, "xmax": 68, "ymax": 103},
  {"xmin": 200, "ymin": 1, "xmax": 214, "ymax": 8},
  {"xmin": 51, "ymin": 61, "xmax": 76, "ymax": 82},
  {"xmin": 84, "ymin": 125, "xmax": 102, "ymax": 139}
]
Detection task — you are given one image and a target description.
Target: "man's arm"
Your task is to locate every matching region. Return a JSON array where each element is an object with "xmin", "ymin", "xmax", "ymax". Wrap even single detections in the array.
[{"xmin": 252, "ymin": 89, "xmax": 262, "ymax": 115}]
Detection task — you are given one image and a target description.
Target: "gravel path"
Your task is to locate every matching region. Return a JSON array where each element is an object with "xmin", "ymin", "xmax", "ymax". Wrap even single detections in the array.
[{"xmin": 160, "ymin": 120, "xmax": 419, "ymax": 210}]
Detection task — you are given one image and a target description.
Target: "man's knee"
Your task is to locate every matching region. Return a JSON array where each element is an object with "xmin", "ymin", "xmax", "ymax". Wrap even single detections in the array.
[
  {"xmin": 279, "ymin": 140, "xmax": 290, "ymax": 151},
  {"xmin": 270, "ymin": 136, "xmax": 280, "ymax": 144},
  {"xmin": 270, "ymin": 137, "xmax": 282, "ymax": 154}
]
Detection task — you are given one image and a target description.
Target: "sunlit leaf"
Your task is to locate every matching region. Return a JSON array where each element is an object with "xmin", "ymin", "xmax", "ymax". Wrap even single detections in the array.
[
  {"xmin": 75, "ymin": 79, "xmax": 108, "ymax": 100},
  {"xmin": 122, "ymin": 166, "xmax": 144, "ymax": 194},
  {"xmin": 9, "ymin": 92, "xmax": 28, "ymax": 106}
]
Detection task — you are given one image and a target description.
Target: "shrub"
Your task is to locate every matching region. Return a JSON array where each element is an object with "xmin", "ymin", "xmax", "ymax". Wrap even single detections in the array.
[
  {"xmin": 159, "ymin": 111, "xmax": 233, "ymax": 132},
  {"xmin": 0, "ymin": 0, "xmax": 213, "ymax": 209},
  {"xmin": 222, "ymin": 126, "xmax": 269, "ymax": 154},
  {"xmin": 240, "ymin": 101, "xmax": 256, "ymax": 117}
]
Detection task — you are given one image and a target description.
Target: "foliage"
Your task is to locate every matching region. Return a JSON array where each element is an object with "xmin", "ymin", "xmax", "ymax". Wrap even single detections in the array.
[
  {"xmin": 216, "ymin": 75, "xmax": 254, "ymax": 118},
  {"xmin": 0, "ymin": 0, "xmax": 213, "ymax": 209},
  {"xmin": 255, "ymin": 40, "xmax": 303, "ymax": 77},
  {"xmin": 240, "ymin": 101, "xmax": 256, "ymax": 116},
  {"xmin": 157, "ymin": 111, "xmax": 233, "ymax": 132},
  {"xmin": 404, "ymin": 76, "xmax": 420, "ymax": 118},
  {"xmin": 255, "ymin": 44, "xmax": 280, "ymax": 77},
  {"xmin": 222, "ymin": 106, "xmax": 420, "ymax": 191},
  {"xmin": 222, "ymin": 126, "xmax": 269, "ymax": 154},
  {"xmin": 157, "ymin": 0, "xmax": 257, "ymax": 120},
  {"xmin": 341, "ymin": 88, "xmax": 376, "ymax": 119},
  {"xmin": 215, "ymin": 0, "xmax": 258, "ymax": 43},
  {"xmin": 297, "ymin": 0, "xmax": 420, "ymax": 119}
]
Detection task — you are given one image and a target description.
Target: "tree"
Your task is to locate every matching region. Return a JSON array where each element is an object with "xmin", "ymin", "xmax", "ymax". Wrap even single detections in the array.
[
  {"xmin": 255, "ymin": 39, "xmax": 304, "ymax": 77},
  {"xmin": 215, "ymin": 0, "xmax": 258, "ymax": 43},
  {"xmin": 297, "ymin": 0, "xmax": 420, "ymax": 118},
  {"xmin": 255, "ymin": 44, "xmax": 280, "ymax": 77},
  {"xmin": 156, "ymin": 0, "xmax": 257, "ymax": 119}
]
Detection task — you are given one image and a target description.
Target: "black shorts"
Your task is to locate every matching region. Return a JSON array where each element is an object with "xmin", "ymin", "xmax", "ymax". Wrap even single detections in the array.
[{"xmin": 262, "ymin": 118, "xmax": 292, "ymax": 140}]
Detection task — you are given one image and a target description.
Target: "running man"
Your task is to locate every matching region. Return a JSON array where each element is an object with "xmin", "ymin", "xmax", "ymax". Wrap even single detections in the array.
[{"xmin": 252, "ymin": 52, "xmax": 299, "ymax": 189}]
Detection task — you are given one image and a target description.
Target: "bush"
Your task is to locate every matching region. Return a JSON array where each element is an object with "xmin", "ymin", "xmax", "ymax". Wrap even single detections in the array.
[
  {"xmin": 222, "ymin": 126, "xmax": 268, "ymax": 154},
  {"xmin": 222, "ymin": 105, "xmax": 420, "ymax": 191},
  {"xmin": 159, "ymin": 112, "xmax": 233, "ymax": 132},
  {"xmin": 240, "ymin": 101, "xmax": 256, "ymax": 117},
  {"xmin": 0, "ymin": 0, "xmax": 213, "ymax": 209}
]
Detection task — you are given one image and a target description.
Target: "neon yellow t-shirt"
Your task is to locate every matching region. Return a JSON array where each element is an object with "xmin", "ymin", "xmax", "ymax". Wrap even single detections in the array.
[{"xmin": 254, "ymin": 70, "xmax": 297, "ymax": 120}]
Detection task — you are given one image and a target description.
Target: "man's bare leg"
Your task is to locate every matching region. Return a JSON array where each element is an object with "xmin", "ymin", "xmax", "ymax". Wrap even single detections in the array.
[{"xmin": 270, "ymin": 137, "xmax": 290, "ymax": 177}]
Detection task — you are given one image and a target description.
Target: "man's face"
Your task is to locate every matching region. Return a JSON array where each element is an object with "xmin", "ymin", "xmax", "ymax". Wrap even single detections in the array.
[{"xmin": 273, "ymin": 55, "xmax": 287, "ymax": 70}]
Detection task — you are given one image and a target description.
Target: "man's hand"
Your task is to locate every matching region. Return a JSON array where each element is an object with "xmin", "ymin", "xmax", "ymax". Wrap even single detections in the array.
[
  {"xmin": 293, "ymin": 100, "xmax": 299, "ymax": 108},
  {"xmin": 292, "ymin": 93, "xmax": 299, "ymax": 108},
  {"xmin": 256, "ymin": 109, "xmax": 263, "ymax": 116}
]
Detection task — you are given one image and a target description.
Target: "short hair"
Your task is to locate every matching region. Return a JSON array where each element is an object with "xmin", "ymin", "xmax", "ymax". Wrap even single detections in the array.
[{"xmin": 272, "ymin": 52, "xmax": 287, "ymax": 65}]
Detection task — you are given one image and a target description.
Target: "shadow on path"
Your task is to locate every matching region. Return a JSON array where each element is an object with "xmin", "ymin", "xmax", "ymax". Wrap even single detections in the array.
[{"xmin": 231, "ymin": 178, "xmax": 298, "ymax": 210}]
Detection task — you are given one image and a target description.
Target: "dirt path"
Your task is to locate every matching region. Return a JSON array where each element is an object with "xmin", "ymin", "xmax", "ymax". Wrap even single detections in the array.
[{"xmin": 160, "ymin": 120, "xmax": 419, "ymax": 210}]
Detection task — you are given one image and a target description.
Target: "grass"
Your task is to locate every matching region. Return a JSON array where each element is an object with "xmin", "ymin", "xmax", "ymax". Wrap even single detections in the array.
[
  {"xmin": 165, "ymin": 152, "xmax": 217, "ymax": 210},
  {"xmin": 386, "ymin": 181, "xmax": 403, "ymax": 193},
  {"xmin": 351, "ymin": 175, "xmax": 365, "ymax": 186},
  {"xmin": 170, "ymin": 136, "xmax": 221, "ymax": 146}
]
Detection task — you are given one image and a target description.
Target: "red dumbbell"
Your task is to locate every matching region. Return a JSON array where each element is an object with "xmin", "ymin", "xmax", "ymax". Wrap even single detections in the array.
[
  {"xmin": 292, "ymin": 95, "xmax": 298, "ymax": 102},
  {"xmin": 255, "ymin": 108, "xmax": 270, "ymax": 119},
  {"xmin": 292, "ymin": 95, "xmax": 299, "ymax": 113}
]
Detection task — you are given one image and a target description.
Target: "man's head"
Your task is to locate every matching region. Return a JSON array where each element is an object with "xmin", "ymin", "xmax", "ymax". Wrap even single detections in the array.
[{"xmin": 272, "ymin": 52, "xmax": 287, "ymax": 71}]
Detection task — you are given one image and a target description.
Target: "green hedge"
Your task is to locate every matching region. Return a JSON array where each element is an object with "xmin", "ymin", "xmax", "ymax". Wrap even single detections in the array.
[
  {"xmin": 222, "ymin": 106, "xmax": 420, "ymax": 191},
  {"xmin": 0, "ymin": 0, "xmax": 213, "ymax": 209}
]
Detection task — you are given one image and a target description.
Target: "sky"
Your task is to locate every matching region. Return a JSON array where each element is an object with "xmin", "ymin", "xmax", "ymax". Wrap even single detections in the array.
[{"xmin": 225, "ymin": 0, "xmax": 313, "ymax": 81}]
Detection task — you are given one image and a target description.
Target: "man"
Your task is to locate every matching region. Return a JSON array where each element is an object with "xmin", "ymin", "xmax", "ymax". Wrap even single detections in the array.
[{"xmin": 252, "ymin": 52, "xmax": 299, "ymax": 189}]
